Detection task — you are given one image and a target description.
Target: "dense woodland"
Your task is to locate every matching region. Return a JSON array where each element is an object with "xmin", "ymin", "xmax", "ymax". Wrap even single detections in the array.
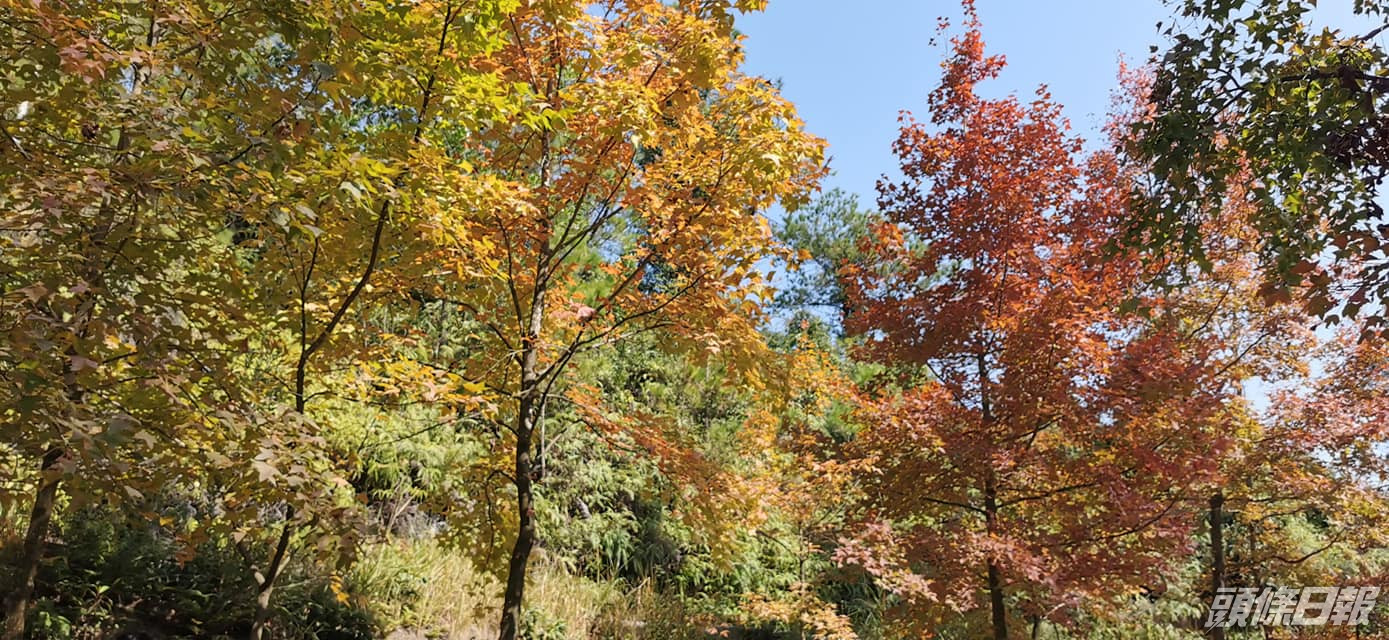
[{"xmin": 5, "ymin": 0, "xmax": 1389, "ymax": 638}]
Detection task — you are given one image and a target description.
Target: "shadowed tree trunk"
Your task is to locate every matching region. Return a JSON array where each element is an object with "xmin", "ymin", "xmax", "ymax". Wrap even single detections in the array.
[
  {"xmin": 498, "ymin": 294, "xmax": 547, "ymax": 640},
  {"xmin": 985, "ymin": 483, "xmax": 1008, "ymax": 640},
  {"xmin": 1208, "ymin": 491, "xmax": 1226, "ymax": 640},
  {"xmin": 1, "ymin": 447, "xmax": 64, "ymax": 640},
  {"xmin": 498, "ymin": 394, "xmax": 538, "ymax": 640},
  {"xmin": 980, "ymin": 352, "xmax": 1008, "ymax": 640},
  {"xmin": 248, "ymin": 517, "xmax": 294, "ymax": 640}
]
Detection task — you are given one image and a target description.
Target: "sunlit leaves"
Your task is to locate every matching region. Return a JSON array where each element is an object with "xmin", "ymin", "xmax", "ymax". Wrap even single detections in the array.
[
  {"xmin": 836, "ymin": 5, "xmax": 1254, "ymax": 634},
  {"xmin": 1129, "ymin": 0, "xmax": 1389, "ymax": 333}
]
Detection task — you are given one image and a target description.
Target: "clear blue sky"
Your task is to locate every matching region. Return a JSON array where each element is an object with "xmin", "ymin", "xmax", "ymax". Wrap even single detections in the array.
[
  {"xmin": 735, "ymin": 0, "xmax": 1376, "ymax": 405},
  {"xmin": 735, "ymin": 0, "xmax": 1372, "ymax": 205}
]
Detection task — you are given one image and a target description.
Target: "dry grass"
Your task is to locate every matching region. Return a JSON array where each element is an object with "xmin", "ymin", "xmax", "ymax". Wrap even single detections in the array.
[{"xmin": 350, "ymin": 540, "xmax": 702, "ymax": 640}]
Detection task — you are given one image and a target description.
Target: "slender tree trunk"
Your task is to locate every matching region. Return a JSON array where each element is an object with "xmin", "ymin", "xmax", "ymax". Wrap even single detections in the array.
[
  {"xmin": 6, "ymin": 344, "xmax": 88, "ymax": 639},
  {"xmin": 1, "ymin": 448, "xmax": 63, "ymax": 640},
  {"xmin": 985, "ymin": 483, "xmax": 1008, "ymax": 640},
  {"xmin": 1208, "ymin": 491, "xmax": 1226, "ymax": 640},
  {"xmin": 248, "ymin": 517, "xmax": 293, "ymax": 640},
  {"xmin": 498, "ymin": 400, "xmax": 537, "ymax": 640},
  {"xmin": 499, "ymin": 285, "xmax": 547, "ymax": 640},
  {"xmin": 977, "ymin": 352, "xmax": 1008, "ymax": 640},
  {"xmin": 247, "ymin": 325, "xmax": 310, "ymax": 640},
  {"xmin": 251, "ymin": 589, "xmax": 273, "ymax": 640}
]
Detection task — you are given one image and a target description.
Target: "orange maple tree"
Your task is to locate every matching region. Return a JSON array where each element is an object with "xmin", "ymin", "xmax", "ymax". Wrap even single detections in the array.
[{"xmin": 413, "ymin": 2, "xmax": 825, "ymax": 638}]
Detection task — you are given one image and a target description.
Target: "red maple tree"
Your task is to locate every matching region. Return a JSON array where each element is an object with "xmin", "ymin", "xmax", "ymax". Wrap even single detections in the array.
[{"xmin": 836, "ymin": 6, "xmax": 1249, "ymax": 637}]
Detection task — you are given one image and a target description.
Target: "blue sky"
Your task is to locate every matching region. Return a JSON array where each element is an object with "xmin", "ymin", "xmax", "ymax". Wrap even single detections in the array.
[
  {"xmin": 735, "ymin": 0, "xmax": 1378, "ymax": 406},
  {"xmin": 735, "ymin": 1, "xmax": 1169, "ymax": 203},
  {"xmin": 735, "ymin": 0, "xmax": 1373, "ymax": 205}
]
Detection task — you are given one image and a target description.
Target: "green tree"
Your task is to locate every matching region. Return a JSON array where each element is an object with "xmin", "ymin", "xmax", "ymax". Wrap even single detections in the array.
[
  {"xmin": 773, "ymin": 188, "xmax": 882, "ymax": 329},
  {"xmin": 1127, "ymin": 0, "xmax": 1389, "ymax": 333}
]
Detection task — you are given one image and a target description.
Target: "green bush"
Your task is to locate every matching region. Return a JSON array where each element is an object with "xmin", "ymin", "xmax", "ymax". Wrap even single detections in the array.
[{"xmin": 2, "ymin": 499, "xmax": 377, "ymax": 640}]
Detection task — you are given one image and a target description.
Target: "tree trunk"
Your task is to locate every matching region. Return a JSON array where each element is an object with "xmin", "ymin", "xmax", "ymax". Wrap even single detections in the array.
[
  {"xmin": 498, "ymin": 411, "xmax": 536, "ymax": 640},
  {"xmin": 5, "ymin": 347, "xmax": 82, "ymax": 640},
  {"xmin": 251, "ymin": 589, "xmax": 273, "ymax": 640},
  {"xmin": 987, "ymin": 559, "xmax": 1008, "ymax": 639},
  {"xmin": 498, "ymin": 290, "xmax": 545, "ymax": 640},
  {"xmin": 978, "ymin": 352, "xmax": 1008, "ymax": 640},
  {"xmin": 985, "ymin": 474, "xmax": 1007, "ymax": 640},
  {"xmin": 985, "ymin": 497, "xmax": 1008, "ymax": 640},
  {"xmin": 2, "ymin": 447, "xmax": 64, "ymax": 640},
  {"xmin": 1208, "ymin": 491, "xmax": 1226, "ymax": 640},
  {"xmin": 248, "ymin": 518, "xmax": 293, "ymax": 640}
]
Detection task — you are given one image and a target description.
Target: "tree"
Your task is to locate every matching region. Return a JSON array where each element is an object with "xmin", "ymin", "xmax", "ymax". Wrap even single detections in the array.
[
  {"xmin": 1206, "ymin": 332, "xmax": 1389, "ymax": 636},
  {"xmin": 214, "ymin": 2, "xmax": 522, "ymax": 635},
  {"xmin": 1111, "ymin": 63, "xmax": 1389, "ymax": 638},
  {"xmin": 0, "ymin": 3, "xmax": 287, "ymax": 634},
  {"xmin": 0, "ymin": 1, "xmax": 522, "ymax": 637},
  {"xmin": 837, "ymin": 7, "xmax": 1245, "ymax": 637},
  {"xmin": 773, "ymin": 187, "xmax": 883, "ymax": 330},
  {"xmin": 1126, "ymin": 0, "xmax": 1389, "ymax": 334},
  {"xmin": 421, "ymin": 2, "xmax": 825, "ymax": 638}
]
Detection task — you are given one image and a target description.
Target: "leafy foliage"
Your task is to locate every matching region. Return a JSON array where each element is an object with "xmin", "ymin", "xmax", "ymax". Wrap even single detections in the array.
[
  {"xmin": 1127, "ymin": 0, "xmax": 1389, "ymax": 333},
  {"xmin": 3, "ymin": 2, "xmax": 1389, "ymax": 640}
]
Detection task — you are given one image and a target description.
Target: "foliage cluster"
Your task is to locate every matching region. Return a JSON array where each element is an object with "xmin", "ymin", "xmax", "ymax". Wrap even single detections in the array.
[{"xmin": 5, "ymin": 1, "xmax": 1389, "ymax": 640}]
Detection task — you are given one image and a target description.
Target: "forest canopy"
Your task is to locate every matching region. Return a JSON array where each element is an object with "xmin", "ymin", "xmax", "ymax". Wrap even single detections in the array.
[{"xmin": 3, "ymin": 1, "xmax": 1389, "ymax": 639}]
